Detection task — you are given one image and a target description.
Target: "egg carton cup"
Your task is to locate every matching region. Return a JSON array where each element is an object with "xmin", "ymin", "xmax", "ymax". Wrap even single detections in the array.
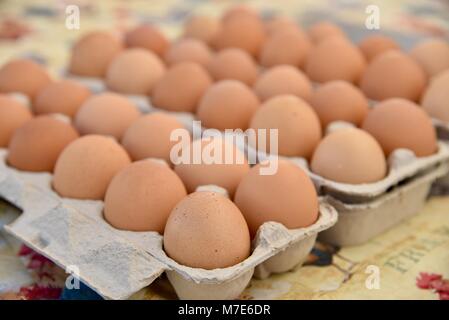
[
  {"xmin": 0, "ymin": 149, "xmax": 337, "ymax": 300},
  {"xmin": 318, "ymin": 161, "xmax": 449, "ymax": 247}
]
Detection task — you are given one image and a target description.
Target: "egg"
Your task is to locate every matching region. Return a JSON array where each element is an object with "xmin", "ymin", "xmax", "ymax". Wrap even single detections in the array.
[
  {"xmin": 208, "ymin": 48, "xmax": 258, "ymax": 85},
  {"xmin": 104, "ymin": 159, "xmax": 187, "ymax": 233},
  {"xmin": 183, "ymin": 15, "xmax": 221, "ymax": 45},
  {"xmin": 310, "ymin": 80, "xmax": 369, "ymax": 128},
  {"xmin": 213, "ymin": 13, "xmax": 266, "ymax": 57},
  {"xmin": 122, "ymin": 112, "xmax": 188, "ymax": 164},
  {"xmin": 7, "ymin": 116, "xmax": 79, "ymax": 172},
  {"xmin": 105, "ymin": 48, "xmax": 165, "ymax": 95},
  {"xmin": 234, "ymin": 159, "xmax": 319, "ymax": 237},
  {"xmin": 197, "ymin": 80, "xmax": 259, "ymax": 130},
  {"xmin": 69, "ymin": 31, "xmax": 123, "ymax": 77},
  {"xmin": 360, "ymin": 50, "xmax": 426, "ymax": 102},
  {"xmin": 164, "ymin": 191, "xmax": 250, "ymax": 269},
  {"xmin": 358, "ymin": 34, "xmax": 399, "ymax": 62},
  {"xmin": 362, "ymin": 98, "xmax": 437, "ymax": 157},
  {"xmin": 33, "ymin": 80, "xmax": 91, "ymax": 117},
  {"xmin": 165, "ymin": 38, "xmax": 212, "ymax": 68},
  {"xmin": 259, "ymin": 29, "xmax": 311, "ymax": 68},
  {"xmin": 305, "ymin": 36, "xmax": 366, "ymax": 84},
  {"xmin": 422, "ymin": 69, "xmax": 449, "ymax": 121},
  {"xmin": 0, "ymin": 95, "xmax": 32, "ymax": 147},
  {"xmin": 307, "ymin": 21, "xmax": 345, "ymax": 44},
  {"xmin": 152, "ymin": 62, "xmax": 212, "ymax": 112},
  {"xmin": 0, "ymin": 59, "xmax": 52, "ymax": 99},
  {"xmin": 74, "ymin": 93, "xmax": 140, "ymax": 140},
  {"xmin": 265, "ymin": 16, "xmax": 301, "ymax": 35},
  {"xmin": 222, "ymin": 5, "xmax": 259, "ymax": 22},
  {"xmin": 253, "ymin": 65, "xmax": 312, "ymax": 102},
  {"xmin": 249, "ymin": 95, "xmax": 322, "ymax": 158},
  {"xmin": 311, "ymin": 128, "xmax": 387, "ymax": 184},
  {"xmin": 124, "ymin": 24, "xmax": 168, "ymax": 57},
  {"xmin": 173, "ymin": 137, "xmax": 250, "ymax": 196},
  {"xmin": 409, "ymin": 39, "xmax": 449, "ymax": 77},
  {"xmin": 53, "ymin": 135, "xmax": 131, "ymax": 200}
]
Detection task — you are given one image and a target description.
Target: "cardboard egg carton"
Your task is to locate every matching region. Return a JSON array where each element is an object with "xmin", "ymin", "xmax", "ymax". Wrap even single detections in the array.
[{"xmin": 0, "ymin": 149, "xmax": 337, "ymax": 300}]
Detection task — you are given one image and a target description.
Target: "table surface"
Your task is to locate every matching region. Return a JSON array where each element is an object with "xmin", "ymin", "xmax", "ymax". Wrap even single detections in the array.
[{"xmin": 0, "ymin": 0, "xmax": 448, "ymax": 300}]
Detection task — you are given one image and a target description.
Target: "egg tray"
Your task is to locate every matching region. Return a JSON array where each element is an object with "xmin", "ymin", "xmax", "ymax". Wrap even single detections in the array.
[{"xmin": 0, "ymin": 149, "xmax": 337, "ymax": 300}]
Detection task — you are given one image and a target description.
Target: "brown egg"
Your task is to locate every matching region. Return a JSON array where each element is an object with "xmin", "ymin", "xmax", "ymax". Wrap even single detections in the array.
[
  {"xmin": 197, "ymin": 80, "xmax": 259, "ymax": 130},
  {"xmin": 105, "ymin": 48, "xmax": 165, "ymax": 95},
  {"xmin": 7, "ymin": 116, "xmax": 79, "ymax": 172},
  {"xmin": 234, "ymin": 160, "xmax": 319, "ymax": 237},
  {"xmin": 165, "ymin": 38, "xmax": 212, "ymax": 68},
  {"xmin": 362, "ymin": 98, "xmax": 437, "ymax": 157},
  {"xmin": 310, "ymin": 80, "xmax": 369, "ymax": 128},
  {"xmin": 410, "ymin": 39, "xmax": 449, "ymax": 77},
  {"xmin": 0, "ymin": 59, "xmax": 52, "ymax": 99},
  {"xmin": 173, "ymin": 137, "xmax": 250, "ymax": 196},
  {"xmin": 0, "ymin": 95, "xmax": 32, "ymax": 147},
  {"xmin": 53, "ymin": 135, "xmax": 131, "ymax": 200},
  {"xmin": 33, "ymin": 80, "xmax": 91, "ymax": 118},
  {"xmin": 249, "ymin": 95, "xmax": 322, "ymax": 158},
  {"xmin": 104, "ymin": 159, "xmax": 187, "ymax": 233},
  {"xmin": 124, "ymin": 24, "xmax": 169, "ymax": 57},
  {"xmin": 253, "ymin": 65, "xmax": 312, "ymax": 102},
  {"xmin": 259, "ymin": 29, "xmax": 311, "ymax": 68},
  {"xmin": 422, "ymin": 69, "xmax": 449, "ymax": 121},
  {"xmin": 358, "ymin": 34, "xmax": 400, "ymax": 62},
  {"xmin": 208, "ymin": 48, "xmax": 259, "ymax": 85},
  {"xmin": 69, "ymin": 31, "xmax": 123, "ymax": 77},
  {"xmin": 311, "ymin": 128, "xmax": 387, "ymax": 184},
  {"xmin": 265, "ymin": 16, "xmax": 301, "ymax": 35},
  {"xmin": 307, "ymin": 21, "xmax": 345, "ymax": 44},
  {"xmin": 183, "ymin": 15, "xmax": 221, "ymax": 45},
  {"xmin": 213, "ymin": 14, "xmax": 266, "ymax": 57},
  {"xmin": 74, "ymin": 93, "xmax": 140, "ymax": 140},
  {"xmin": 360, "ymin": 50, "xmax": 426, "ymax": 102},
  {"xmin": 122, "ymin": 112, "xmax": 188, "ymax": 164},
  {"xmin": 164, "ymin": 191, "xmax": 250, "ymax": 269},
  {"xmin": 222, "ymin": 5, "xmax": 259, "ymax": 22},
  {"xmin": 306, "ymin": 36, "xmax": 366, "ymax": 84},
  {"xmin": 152, "ymin": 62, "xmax": 212, "ymax": 112}
]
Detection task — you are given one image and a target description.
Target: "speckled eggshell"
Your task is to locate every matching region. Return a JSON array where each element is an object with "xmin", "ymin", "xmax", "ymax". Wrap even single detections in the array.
[
  {"xmin": 183, "ymin": 15, "xmax": 221, "ymax": 45},
  {"xmin": 7, "ymin": 116, "xmax": 79, "ymax": 172},
  {"xmin": 311, "ymin": 128, "xmax": 387, "ymax": 184},
  {"xmin": 74, "ymin": 92, "xmax": 140, "ymax": 140},
  {"xmin": 33, "ymin": 80, "xmax": 91, "ymax": 117},
  {"xmin": 249, "ymin": 95, "xmax": 322, "ymax": 159},
  {"xmin": 358, "ymin": 34, "xmax": 400, "ymax": 62},
  {"xmin": 106, "ymin": 48, "xmax": 166, "ymax": 95},
  {"xmin": 305, "ymin": 36, "xmax": 366, "ymax": 84},
  {"xmin": 422, "ymin": 69, "xmax": 449, "ymax": 121},
  {"xmin": 122, "ymin": 112, "xmax": 188, "ymax": 164},
  {"xmin": 234, "ymin": 160, "xmax": 319, "ymax": 237},
  {"xmin": 310, "ymin": 80, "xmax": 369, "ymax": 128},
  {"xmin": 152, "ymin": 62, "xmax": 212, "ymax": 112},
  {"xmin": 409, "ymin": 39, "xmax": 449, "ymax": 78},
  {"xmin": 124, "ymin": 24, "xmax": 169, "ymax": 58},
  {"xmin": 0, "ymin": 95, "xmax": 32, "ymax": 147},
  {"xmin": 53, "ymin": 135, "xmax": 131, "ymax": 200},
  {"xmin": 174, "ymin": 137, "xmax": 250, "ymax": 196},
  {"xmin": 208, "ymin": 48, "xmax": 259, "ymax": 85},
  {"xmin": 164, "ymin": 191, "xmax": 251, "ymax": 269},
  {"xmin": 197, "ymin": 80, "xmax": 260, "ymax": 130},
  {"xmin": 360, "ymin": 50, "xmax": 427, "ymax": 102},
  {"xmin": 253, "ymin": 65, "xmax": 312, "ymax": 102},
  {"xmin": 104, "ymin": 159, "xmax": 187, "ymax": 233},
  {"xmin": 165, "ymin": 38, "xmax": 212, "ymax": 68},
  {"xmin": 0, "ymin": 59, "xmax": 52, "ymax": 99},
  {"xmin": 69, "ymin": 31, "xmax": 123, "ymax": 78},
  {"xmin": 362, "ymin": 98, "xmax": 437, "ymax": 157}
]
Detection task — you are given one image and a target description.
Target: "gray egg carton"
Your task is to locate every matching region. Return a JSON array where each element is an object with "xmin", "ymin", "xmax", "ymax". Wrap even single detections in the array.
[{"xmin": 0, "ymin": 149, "xmax": 337, "ymax": 300}]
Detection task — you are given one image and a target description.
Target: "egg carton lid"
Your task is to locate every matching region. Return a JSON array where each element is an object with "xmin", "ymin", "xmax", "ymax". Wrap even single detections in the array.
[{"xmin": 0, "ymin": 149, "xmax": 337, "ymax": 298}]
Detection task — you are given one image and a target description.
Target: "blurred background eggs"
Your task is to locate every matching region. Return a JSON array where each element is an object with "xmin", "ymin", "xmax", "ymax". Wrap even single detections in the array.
[{"xmin": 0, "ymin": 95, "xmax": 32, "ymax": 148}]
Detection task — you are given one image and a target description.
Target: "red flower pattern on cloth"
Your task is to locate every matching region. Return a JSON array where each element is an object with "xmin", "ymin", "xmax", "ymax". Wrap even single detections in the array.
[{"xmin": 416, "ymin": 272, "xmax": 449, "ymax": 300}]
